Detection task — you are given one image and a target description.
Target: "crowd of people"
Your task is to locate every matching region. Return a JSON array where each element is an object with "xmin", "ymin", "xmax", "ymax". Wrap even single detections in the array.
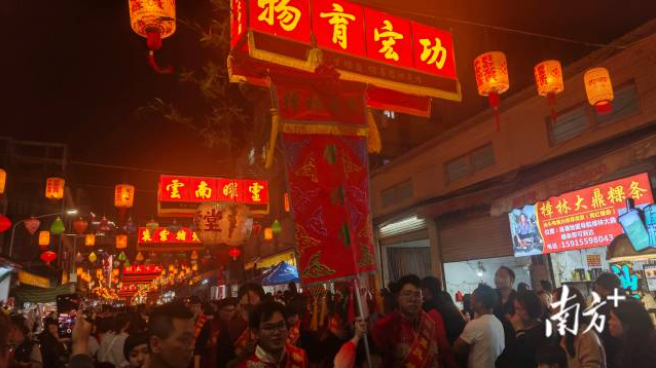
[{"xmin": 1, "ymin": 269, "xmax": 655, "ymax": 368}]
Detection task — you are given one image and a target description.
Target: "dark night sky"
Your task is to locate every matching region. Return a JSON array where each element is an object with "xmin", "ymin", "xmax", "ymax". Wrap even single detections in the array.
[{"xmin": 1, "ymin": 0, "xmax": 655, "ymax": 217}]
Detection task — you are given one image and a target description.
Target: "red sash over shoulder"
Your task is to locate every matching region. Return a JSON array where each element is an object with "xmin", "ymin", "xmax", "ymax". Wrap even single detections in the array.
[
  {"xmin": 236, "ymin": 344, "xmax": 308, "ymax": 368},
  {"xmin": 400, "ymin": 312, "xmax": 436, "ymax": 368}
]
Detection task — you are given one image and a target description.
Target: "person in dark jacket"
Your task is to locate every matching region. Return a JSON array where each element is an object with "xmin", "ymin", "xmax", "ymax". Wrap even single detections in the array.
[
  {"xmin": 9, "ymin": 315, "xmax": 42, "ymax": 368},
  {"xmin": 608, "ymin": 299, "xmax": 656, "ymax": 368},
  {"xmin": 505, "ymin": 291, "xmax": 550, "ymax": 368},
  {"xmin": 421, "ymin": 276, "xmax": 466, "ymax": 345},
  {"xmin": 493, "ymin": 266, "xmax": 518, "ymax": 368},
  {"xmin": 593, "ymin": 272, "xmax": 622, "ymax": 365},
  {"xmin": 38, "ymin": 318, "xmax": 67, "ymax": 368}
]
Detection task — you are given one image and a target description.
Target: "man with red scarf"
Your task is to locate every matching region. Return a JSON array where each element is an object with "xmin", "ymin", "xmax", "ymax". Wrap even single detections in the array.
[
  {"xmin": 235, "ymin": 302, "xmax": 308, "ymax": 368},
  {"xmin": 372, "ymin": 275, "xmax": 457, "ymax": 368}
]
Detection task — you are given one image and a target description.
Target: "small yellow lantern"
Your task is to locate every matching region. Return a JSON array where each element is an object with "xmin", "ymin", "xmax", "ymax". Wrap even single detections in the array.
[
  {"xmin": 76, "ymin": 267, "xmax": 84, "ymax": 276},
  {"xmin": 38, "ymin": 231, "xmax": 50, "ymax": 248},
  {"xmin": 534, "ymin": 60, "xmax": 564, "ymax": 121},
  {"xmin": 115, "ymin": 184, "xmax": 135, "ymax": 209},
  {"xmin": 128, "ymin": 0, "xmax": 176, "ymax": 74},
  {"xmin": 0, "ymin": 168, "xmax": 6, "ymax": 195},
  {"xmin": 584, "ymin": 67, "xmax": 614, "ymax": 115},
  {"xmin": 112, "ymin": 269, "xmax": 120, "ymax": 277},
  {"xmin": 264, "ymin": 227, "xmax": 274, "ymax": 241},
  {"xmin": 116, "ymin": 234, "xmax": 128, "ymax": 249},
  {"xmin": 85, "ymin": 234, "xmax": 96, "ymax": 247},
  {"xmin": 45, "ymin": 177, "xmax": 65, "ymax": 200},
  {"xmin": 474, "ymin": 51, "xmax": 510, "ymax": 131}
]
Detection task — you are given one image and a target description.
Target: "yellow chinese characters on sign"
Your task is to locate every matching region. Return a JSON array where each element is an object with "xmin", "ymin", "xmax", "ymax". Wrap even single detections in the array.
[
  {"xmin": 374, "ymin": 20, "xmax": 403, "ymax": 61},
  {"xmin": 195, "ymin": 180, "xmax": 212, "ymax": 199},
  {"xmin": 257, "ymin": 0, "xmax": 301, "ymax": 31},
  {"xmin": 320, "ymin": 3, "xmax": 355, "ymax": 50},
  {"xmin": 165, "ymin": 179, "xmax": 184, "ymax": 199},
  {"xmin": 142, "ymin": 229, "xmax": 153, "ymax": 242},
  {"xmin": 249, "ymin": 182, "xmax": 264, "ymax": 202},
  {"xmin": 223, "ymin": 182, "xmax": 239, "ymax": 200},
  {"xmin": 419, "ymin": 38, "xmax": 448, "ymax": 69}
]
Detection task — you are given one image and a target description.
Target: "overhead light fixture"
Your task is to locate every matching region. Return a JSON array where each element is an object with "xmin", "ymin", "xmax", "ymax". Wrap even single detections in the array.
[
  {"xmin": 66, "ymin": 209, "xmax": 79, "ymax": 215},
  {"xmin": 379, "ymin": 216, "xmax": 426, "ymax": 238}
]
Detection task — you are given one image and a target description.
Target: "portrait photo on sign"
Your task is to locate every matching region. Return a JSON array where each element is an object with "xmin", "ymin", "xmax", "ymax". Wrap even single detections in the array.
[{"xmin": 509, "ymin": 205, "xmax": 544, "ymax": 257}]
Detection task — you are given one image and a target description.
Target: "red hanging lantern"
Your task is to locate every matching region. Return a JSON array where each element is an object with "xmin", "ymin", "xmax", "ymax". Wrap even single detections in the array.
[
  {"xmin": 40, "ymin": 250, "xmax": 57, "ymax": 264},
  {"xmin": 474, "ymin": 51, "xmax": 510, "ymax": 132},
  {"xmin": 73, "ymin": 218, "xmax": 89, "ymax": 235},
  {"xmin": 0, "ymin": 215, "xmax": 11, "ymax": 233},
  {"xmin": 24, "ymin": 217, "xmax": 40, "ymax": 235},
  {"xmin": 228, "ymin": 247, "xmax": 241, "ymax": 260},
  {"xmin": 45, "ymin": 177, "xmax": 65, "ymax": 201},
  {"xmin": 534, "ymin": 60, "xmax": 564, "ymax": 122},
  {"xmin": 128, "ymin": 0, "xmax": 176, "ymax": 74}
]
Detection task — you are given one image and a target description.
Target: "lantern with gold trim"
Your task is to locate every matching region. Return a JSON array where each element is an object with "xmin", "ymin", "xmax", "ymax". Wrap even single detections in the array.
[
  {"xmin": 85, "ymin": 234, "xmax": 96, "ymax": 247},
  {"xmin": 534, "ymin": 60, "xmax": 564, "ymax": 122},
  {"xmin": 128, "ymin": 0, "xmax": 176, "ymax": 74},
  {"xmin": 116, "ymin": 234, "xmax": 128, "ymax": 250},
  {"xmin": 584, "ymin": 67, "xmax": 614, "ymax": 115},
  {"xmin": 45, "ymin": 177, "xmax": 65, "ymax": 201},
  {"xmin": 474, "ymin": 51, "xmax": 510, "ymax": 131},
  {"xmin": 38, "ymin": 231, "xmax": 50, "ymax": 250},
  {"xmin": 0, "ymin": 168, "xmax": 6, "ymax": 197}
]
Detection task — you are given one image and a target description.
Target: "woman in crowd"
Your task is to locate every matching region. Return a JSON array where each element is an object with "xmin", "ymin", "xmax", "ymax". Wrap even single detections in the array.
[
  {"xmin": 9, "ymin": 315, "xmax": 42, "ymax": 368},
  {"xmin": 123, "ymin": 335, "xmax": 149, "ymax": 368},
  {"xmin": 38, "ymin": 318, "xmax": 67, "ymax": 368},
  {"xmin": 552, "ymin": 286, "xmax": 606, "ymax": 368},
  {"xmin": 608, "ymin": 299, "xmax": 656, "ymax": 368},
  {"xmin": 98, "ymin": 313, "xmax": 131, "ymax": 368},
  {"xmin": 505, "ymin": 290, "xmax": 550, "ymax": 368}
]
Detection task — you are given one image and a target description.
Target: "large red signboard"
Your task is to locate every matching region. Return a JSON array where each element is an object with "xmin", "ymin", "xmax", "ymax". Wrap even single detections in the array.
[
  {"xmin": 510, "ymin": 173, "xmax": 654, "ymax": 256},
  {"xmin": 159, "ymin": 176, "xmax": 269, "ymax": 204},
  {"xmin": 230, "ymin": 0, "xmax": 460, "ymax": 105}
]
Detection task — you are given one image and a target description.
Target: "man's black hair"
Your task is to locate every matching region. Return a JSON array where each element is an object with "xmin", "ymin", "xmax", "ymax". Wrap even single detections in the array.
[
  {"xmin": 44, "ymin": 317, "xmax": 58, "ymax": 328},
  {"xmin": 539, "ymin": 280, "xmax": 554, "ymax": 293},
  {"xmin": 473, "ymin": 284, "xmax": 498, "ymax": 309},
  {"xmin": 515, "ymin": 290, "xmax": 545, "ymax": 320},
  {"xmin": 395, "ymin": 274, "xmax": 421, "ymax": 294},
  {"xmin": 595, "ymin": 272, "xmax": 621, "ymax": 293},
  {"xmin": 420, "ymin": 276, "xmax": 442, "ymax": 297},
  {"xmin": 148, "ymin": 302, "xmax": 194, "ymax": 340},
  {"xmin": 497, "ymin": 266, "xmax": 516, "ymax": 283},
  {"xmin": 217, "ymin": 297, "xmax": 238, "ymax": 310},
  {"xmin": 249, "ymin": 301, "xmax": 287, "ymax": 330},
  {"xmin": 238, "ymin": 283, "xmax": 265, "ymax": 300}
]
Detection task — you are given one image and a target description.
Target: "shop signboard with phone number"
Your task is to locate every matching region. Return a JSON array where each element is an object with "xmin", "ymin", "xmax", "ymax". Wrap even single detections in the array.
[{"xmin": 509, "ymin": 173, "xmax": 654, "ymax": 257}]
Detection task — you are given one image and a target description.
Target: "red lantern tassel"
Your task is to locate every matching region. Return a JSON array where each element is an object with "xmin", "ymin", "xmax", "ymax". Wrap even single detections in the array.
[
  {"xmin": 488, "ymin": 92, "xmax": 501, "ymax": 132},
  {"xmin": 548, "ymin": 93, "xmax": 558, "ymax": 123},
  {"xmin": 147, "ymin": 31, "xmax": 173, "ymax": 74}
]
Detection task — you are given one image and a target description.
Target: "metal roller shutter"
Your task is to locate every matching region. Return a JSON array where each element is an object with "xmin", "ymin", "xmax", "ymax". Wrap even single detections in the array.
[{"xmin": 439, "ymin": 215, "xmax": 513, "ymax": 263}]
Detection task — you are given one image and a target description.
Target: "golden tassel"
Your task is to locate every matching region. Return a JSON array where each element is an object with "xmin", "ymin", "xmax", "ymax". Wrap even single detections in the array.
[
  {"xmin": 319, "ymin": 292, "xmax": 328, "ymax": 327},
  {"xmin": 366, "ymin": 109, "xmax": 382, "ymax": 154},
  {"xmin": 307, "ymin": 48, "xmax": 324, "ymax": 69},
  {"xmin": 265, "ymin": 108, "xmax": 280, "ymax": 169},
  {"xmin": 310, "ymin": 295, "xmax": 319, "ymax": 331}
]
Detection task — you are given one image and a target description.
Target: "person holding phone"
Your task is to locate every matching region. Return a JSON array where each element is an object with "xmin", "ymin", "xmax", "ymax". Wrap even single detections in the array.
[{"xmin": 38, "ymin": 319, "xmax": 67, "ymax": 368}]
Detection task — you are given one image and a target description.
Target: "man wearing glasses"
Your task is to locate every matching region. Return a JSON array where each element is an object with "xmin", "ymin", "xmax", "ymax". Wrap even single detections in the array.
[
  {"xmin": 235, "ymin": 302, "xmax": 308, "ymax": 368},
  {"xmin": 372, "ymin": 274, "xmax": 457, "ymax": 368}
]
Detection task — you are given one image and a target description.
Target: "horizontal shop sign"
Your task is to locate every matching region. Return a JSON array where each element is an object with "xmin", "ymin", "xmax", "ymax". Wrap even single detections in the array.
[{"xmin": 509, "ymin": 173, "xmax": 654, "ymax": 256}]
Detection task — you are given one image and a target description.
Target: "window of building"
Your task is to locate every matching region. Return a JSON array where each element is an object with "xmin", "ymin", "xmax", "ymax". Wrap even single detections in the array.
[
  {"xmin": 594, "ymin": 81, "xmax": 640, "ymax": 126},
  {"xmin": 445, "ymin": 143, "xmax": 495, "ymax": 183},
  {"xmin": 548, "ymin": 80, "xmax": 640, "ymax": 146},
  {"xmin": 548, "ymin": 104, "xmax": 589, "ymax": 145}
]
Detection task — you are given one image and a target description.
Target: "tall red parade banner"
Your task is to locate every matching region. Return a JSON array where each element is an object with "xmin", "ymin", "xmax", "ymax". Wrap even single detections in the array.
[{"xmin": 229, "ymin": 0, "xmax": 460, "ymax": 284}]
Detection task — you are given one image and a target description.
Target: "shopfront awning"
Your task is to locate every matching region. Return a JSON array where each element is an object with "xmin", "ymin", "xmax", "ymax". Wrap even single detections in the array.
[
  {"xmin": 13, "ymin": 283, "xmax": 76, "ymax": 304},
  {"xmin": 245, "ymin": 250, "xmax": 296, "ymax": 270}
]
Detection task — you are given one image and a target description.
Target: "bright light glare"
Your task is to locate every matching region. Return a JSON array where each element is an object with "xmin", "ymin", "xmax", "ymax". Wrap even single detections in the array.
[{"xmin": 66, "ymin": 209, "xmax": 79, "ymax": 215}]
